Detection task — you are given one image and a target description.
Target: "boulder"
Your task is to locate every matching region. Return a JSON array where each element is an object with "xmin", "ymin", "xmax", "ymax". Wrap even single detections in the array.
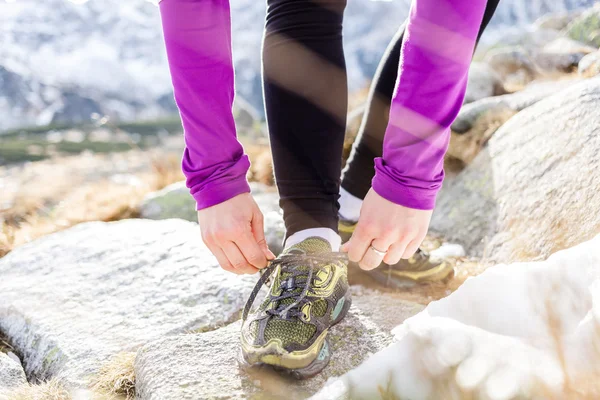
[
  {"xmin": 565, "ymin": 3, "xmax": 600, "ymax": 47},
  {"xmin": 448, "ymin": 79, "xmax": 579, "ymax": 164},
  {"xmin": 433, "ymin": 78, "xmax": 600, "ymax": 261},
  {"xmin": 534, "ymin": 11, "xmax": 582, "ymax": 31},
  {"xmin": 0, "ymin": 219, "xmax": 257, "ymax": 387},
  {"xmin": 464, "ymin": 63, "xmax": 506, "ymax": 104},
  {"xmin": 135, "ymin": 306, "xmax": 396, "ymax": 400},
  {"xmin": 542, "ymin": 37, "xmax": 597, "ymax": 55},
  {"xmin": 484, "ymin": 47, "xmax": 536, "ymax": 83},
  {"xmin": 140, "ymin": 182, "xmax": 285, "ymax": 254},
  {"xmin": 579, "ymin": 50, "xmax": 600, "ymax": 77},
  {"xmin": 0, "ymin": 352, "xmax": 27, "ymax": 395}
]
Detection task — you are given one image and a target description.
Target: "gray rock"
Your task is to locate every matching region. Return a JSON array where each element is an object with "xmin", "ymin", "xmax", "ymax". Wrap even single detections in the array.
[
  {"xmin": 135, "ymin": 306, "xmax": 395, "ymax": 400},
  {"xmin": 579, "ymin": 50, "xmax": 600, "ymax": 77},
  {"xmin": 140, "ymin": 182, "xmax": 285, "ymax": 254},
  {"xmin": 464, "ymin": 63, "xmax": 506, "ymax": 104},
  {"xmin": 0, "ymin": 352, "xmax": 27, "ymax": 395},
  {"xmin": 534, "ymin": 11, "xmax": 583, "ymax": 31},
  {"xmin": 542, "ymin": 37, "xmax": 597, "ymax": 55},
  {"xmin": 449, "ymin": 79, "xmax": 580, "ymax": 164},
  {"xmin": 433, "ymin": 78, "xmax": 600, "ymax": 261},
  {"xmin": 484, "ymin": 47, "xmax": 536, "ymax": 83},
  {"xmin": 140, "ymin": 181, "xmax": 197, "ymax": 222},
  {"xmin": 0, "ymin": 219, "xmax": 257, "ymax": 387},
  {"xmin": 565, "ymin": 3, "xmax": 600, "ymax": 47}
]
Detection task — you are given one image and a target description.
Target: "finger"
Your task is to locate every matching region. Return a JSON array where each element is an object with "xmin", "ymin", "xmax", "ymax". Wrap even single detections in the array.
[
  {"xmin": 359, "ymin": 238, "xmax": 391, "ymax": 271},
  {"xmin": 237, "ymin": 231, "xmax": 269, "ymax": 269},
  {"xmin": 221, "ymin": 241, "xmax": 259, "ymax": 275},
  {"xmin": 347, "ymin": 224, "xmax": 373, "ymax": 263},
  {"xmin": 383, "ymin": 242, "xmax": 409, "ymax": 266},
  {"xmin": 251, "ymin": 209, "xmax": 275, "ymax": 260},
  {"xmin": 208, "ymin": 244, "xmax": 240, "ymax": 274},
  {"xmin": 402, "ymin": 239, "xmax": 421, "ymax": 260},
  {"xmin": 340, "ymin": 242, "xmax": 349, "ymax": 253}
]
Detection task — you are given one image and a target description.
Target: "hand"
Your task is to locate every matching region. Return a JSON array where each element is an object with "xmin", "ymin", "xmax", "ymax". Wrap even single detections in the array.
[
  {"xmin": 198, "ymin": 193, "xmax": 276, "ymax": 274},
  {"xmin": 341, "ymin": 188, "xmax": 432, "ymax": 270}
]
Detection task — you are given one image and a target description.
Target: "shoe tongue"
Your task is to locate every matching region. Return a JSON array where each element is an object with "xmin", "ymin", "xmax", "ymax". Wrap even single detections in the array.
[
  {"xmin": 271, "ymin": 237, "xmax": 332, "ymax": 302},
  {"xmin": 284, "ymin": 237, "xmax": 332, "ymax": 256}
]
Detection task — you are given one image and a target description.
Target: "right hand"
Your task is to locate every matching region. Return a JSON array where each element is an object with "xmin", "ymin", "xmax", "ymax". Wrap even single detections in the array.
[{"xmin": 198, "ymin": 193, "xmax": 276, "ymax": 274}]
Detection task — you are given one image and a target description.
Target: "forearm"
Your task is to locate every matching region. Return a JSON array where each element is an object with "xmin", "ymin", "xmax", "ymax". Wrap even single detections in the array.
[
  {"xmin": 159, "ymin": 0, "xmax": 250, "ymax": 210},
  {"xmin": 373, "ymin": 0, "xmax": 487, "ymax": 210}
]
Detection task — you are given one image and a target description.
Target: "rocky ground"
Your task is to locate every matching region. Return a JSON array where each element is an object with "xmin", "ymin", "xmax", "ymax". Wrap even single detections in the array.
[{"xmin": 1, "ymin": 6, "xmax": 600, "ymax": 400}]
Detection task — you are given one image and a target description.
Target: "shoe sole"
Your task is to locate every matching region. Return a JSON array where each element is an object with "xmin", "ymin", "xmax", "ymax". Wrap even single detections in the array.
[{"xmin": 238, "ymin": 291, "xmax": 352, "ymax": 380}]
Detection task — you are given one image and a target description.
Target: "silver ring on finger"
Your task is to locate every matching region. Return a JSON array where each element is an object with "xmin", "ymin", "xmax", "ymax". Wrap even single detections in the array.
[{"xmin": 369, "ymin": 244, "xmax": 387, "ymax": 257}]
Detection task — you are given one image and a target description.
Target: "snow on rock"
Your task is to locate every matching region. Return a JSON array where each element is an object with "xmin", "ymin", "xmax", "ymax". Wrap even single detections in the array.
[{"xmin": 313, "ymin": 234, "xmax": 600, "ymax": 400}]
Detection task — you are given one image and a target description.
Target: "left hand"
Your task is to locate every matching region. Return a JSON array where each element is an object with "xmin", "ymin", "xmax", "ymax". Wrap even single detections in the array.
[{"xmin": 341, "ymin": 188, "xmax": 432, "ymax": 270}]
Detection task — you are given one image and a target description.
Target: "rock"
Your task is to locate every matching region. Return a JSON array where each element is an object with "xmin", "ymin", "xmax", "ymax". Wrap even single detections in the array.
[
  {"xmin": 140, "ymin": 182, "xmax": 285, "ymax": 254},
  {"xmin": 448, "ymin": 79, "xmax": 579, "ymax": 164},
  {"xmin": 534, "ymin": 11, "xmax": 582, "ymax": 31},
  {"xmin": 0, "ymin": 352, "xmax": 27, "ymax": 394},
  {"xmin": 579, "ymin": 50, "xmax": 600, "ymax": 77},
  {"xmin": 484, "ymin": 47, "xmax": 536, "ymax": 83},
  {"xmin": 565, "ymin": 3, "xmax": 600, "ymax": 47},
  {"xmin": 542, "ymin": 37, "xmax": 597, "ymax": 55},
  {"xmin": 135, "ymin": 306, "xmax": 395, "ymax": 400},
  {"xmin": 433, "ymin": 78, "xmax": 600, "ymax": 261},
  {"xmin": 313, "ymin": 235, "xmax": 600, "ymax": 400},
  {"xmin": 0, "ymin": 219, "xmax": 257, "ymax": 387},
  {"xmin": 139, "ymin": 181, "xmax": 197, "ymax": 222},
  {"xmin": 464, "ymin": 63, "xmax": 506, "ymax": 104}
]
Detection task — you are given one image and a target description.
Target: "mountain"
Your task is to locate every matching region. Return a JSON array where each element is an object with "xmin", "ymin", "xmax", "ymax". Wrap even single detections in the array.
[{"xmin": 0, "ymin": 0, "xmax": 597, "ymax": 131}]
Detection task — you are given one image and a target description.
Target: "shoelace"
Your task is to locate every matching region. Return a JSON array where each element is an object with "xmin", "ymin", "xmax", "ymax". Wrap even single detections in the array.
[{"xmin": 242, "ymin": 252, "xmax": 347, "ymax": 322}]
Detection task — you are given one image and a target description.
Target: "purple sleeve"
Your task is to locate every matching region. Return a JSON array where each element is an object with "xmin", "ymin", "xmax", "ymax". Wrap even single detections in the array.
[
  {"xmin": 159, "ymin": 0, "xmax": 250, "ymax": 210},
  {"xmin": 372, "ymin": 0, "xmax": 487, "ymax": 210}
]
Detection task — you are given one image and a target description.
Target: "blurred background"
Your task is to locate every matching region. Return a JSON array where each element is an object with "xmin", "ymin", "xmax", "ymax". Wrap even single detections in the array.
[{"xmin": 0, "ymin": 0, "xmax": 598, "ymax": 254}]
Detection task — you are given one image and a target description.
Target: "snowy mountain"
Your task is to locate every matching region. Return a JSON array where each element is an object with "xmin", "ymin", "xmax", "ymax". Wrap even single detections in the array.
[{"xmin": 0, "ymin": 0, "xmax": 597, "ymax": 131}]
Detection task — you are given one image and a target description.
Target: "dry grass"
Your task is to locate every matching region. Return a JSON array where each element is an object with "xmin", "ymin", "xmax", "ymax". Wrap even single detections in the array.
[
  {"xmin": 0, "ymin": 151, "xmax": 183, "ymax": 259},
  {"xmin": 4, "ymin": 379, "xmax": 71, "ymax": 400},
  {"xmin": 89, "ymin": 352, "xmax": 136, "ymax": 400}
]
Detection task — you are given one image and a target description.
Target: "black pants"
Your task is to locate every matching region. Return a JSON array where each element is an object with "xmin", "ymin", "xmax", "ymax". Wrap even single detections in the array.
[{"xmin": 263, "ymin": 0, "xmax": 501, "ymax": 238}]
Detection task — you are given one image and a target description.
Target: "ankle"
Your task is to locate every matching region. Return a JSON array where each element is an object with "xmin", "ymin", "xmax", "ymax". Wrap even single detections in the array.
[
  {"xmin": 285, "ymin": 228, "xmax": 342, "ymax": 251},
  {"xmin": 338, "ymin": 187, "xmax": 363, "ymax": 222}
]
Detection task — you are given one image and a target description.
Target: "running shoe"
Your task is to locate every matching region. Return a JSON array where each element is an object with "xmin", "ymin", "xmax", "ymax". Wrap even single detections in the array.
[
  {"xmin": 339, "ymin": 218, "xmax": 454, "ymax": 287},
  {"xmin": 239, "ymin": 237, "xmax": 351, "ymax": 379}
]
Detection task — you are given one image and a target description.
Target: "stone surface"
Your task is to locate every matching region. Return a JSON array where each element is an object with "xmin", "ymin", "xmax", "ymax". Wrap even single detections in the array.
[
  {"xmin": 579, "ymin": 50, "xmax": 600, "ymax": 77},
  {"xmin": 565, "ymin": 3, "xmax": 600, "ymax": 47},
  {"xmin": 448, "ymin": 79, "xmax": 579, "ymax": 164},
  {"xmin": 0, "ymin": 219, "xmax": 257, "ymax": 386},
  {"xmin": 140, "ymin": 182, "xmax": 285, "ymax": 254},
  {"xmin": 464, "ymin": 63, "xmax": 506, "ymax": 104},
  {"xmin": 0, "ymin": 352, "xmax": 27, "ymax": 395},
  {"xmin": 135, "ymin": 305, "xmax": 397, "ymax": 400},
  {"xmin": 433, "ymin": 78, "xmax": 600, "ymax": 261}
]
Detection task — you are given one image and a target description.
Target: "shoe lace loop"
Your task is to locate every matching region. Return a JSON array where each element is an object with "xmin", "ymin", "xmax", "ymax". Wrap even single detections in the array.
[{"xmin": 242, "ymin": 252, "xmax": 347, "ymax": 322}]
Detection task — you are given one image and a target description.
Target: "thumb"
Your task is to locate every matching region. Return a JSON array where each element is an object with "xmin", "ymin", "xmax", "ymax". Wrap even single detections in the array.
[
  {"xmin": 251, "ymin": 209, "xmax": 276, "ymax": 260},
  {"xmin": 341, "ymin": 242, "xmax": 349, "ymax": 253}
]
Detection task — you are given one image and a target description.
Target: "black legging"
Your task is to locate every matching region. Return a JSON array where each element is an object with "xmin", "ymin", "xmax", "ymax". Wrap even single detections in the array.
[{"xmin": 263, "ymin": 0, "xmax": 501, "ymax": 239}]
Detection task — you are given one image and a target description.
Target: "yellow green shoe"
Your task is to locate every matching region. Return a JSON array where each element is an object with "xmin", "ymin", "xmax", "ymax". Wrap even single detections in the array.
[
  {"xmin": 339, "ymin": 218, "xmax": 454, "ymax": 287},
  {"xmin": 239, "ymin": 237, "xmax": 351, "ymax": 379}
]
